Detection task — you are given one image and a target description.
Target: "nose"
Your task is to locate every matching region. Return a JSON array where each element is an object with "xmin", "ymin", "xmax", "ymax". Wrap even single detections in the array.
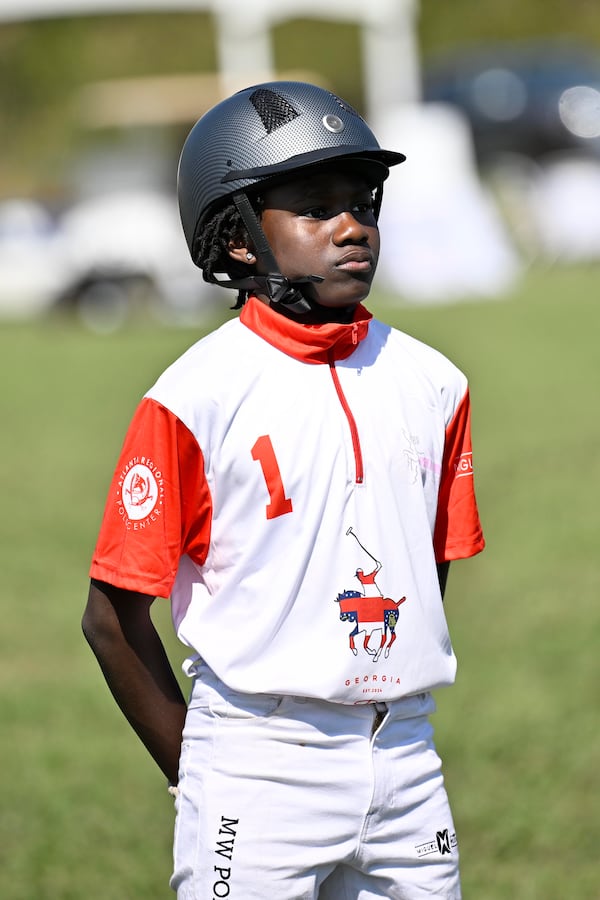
[{"xmin": 332, "ymin": 210, "xmax": 369, "ymax": 244}]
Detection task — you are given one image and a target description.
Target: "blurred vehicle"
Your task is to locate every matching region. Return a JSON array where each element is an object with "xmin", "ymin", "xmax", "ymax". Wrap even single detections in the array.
[
  {"xmin": 0, "ymin": 199, "xmax": 67, "ymax": 318},
  {"xmin": 423, "ymin": 40, "xmax": 600, "ymax": 166},
  {"xmin": 54, "ymin": 190, "xmax": 219, "ymax": 330},
  {"xmin": 0, "ymin": 190, "xmax": 219, "ymax": 330}
]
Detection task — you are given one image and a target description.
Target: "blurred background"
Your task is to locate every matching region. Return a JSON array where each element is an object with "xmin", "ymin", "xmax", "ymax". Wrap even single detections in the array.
[
  {"xmin": 1, "ymin": 3, "xmax": 599, "ymax": 899},
  {"xmin": 2, "ymin": 0, "xmax": 600, "ymax": 324}
]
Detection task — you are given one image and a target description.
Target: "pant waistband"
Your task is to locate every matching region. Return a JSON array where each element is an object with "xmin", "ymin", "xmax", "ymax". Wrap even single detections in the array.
[{"xmin": 185, "ymin": 658, "xmax": 436, "ymax": 724}]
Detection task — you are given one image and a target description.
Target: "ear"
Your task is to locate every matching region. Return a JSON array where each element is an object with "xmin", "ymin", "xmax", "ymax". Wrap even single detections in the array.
[{"xmin": 228, "ymin": 239, "xmax": 256, "ymax": 266}]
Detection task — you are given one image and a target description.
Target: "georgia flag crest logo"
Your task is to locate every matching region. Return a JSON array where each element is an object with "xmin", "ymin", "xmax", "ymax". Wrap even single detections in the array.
[{"xmin": 335, "ymin": 527, "xmax": 408, "ymax": 663}]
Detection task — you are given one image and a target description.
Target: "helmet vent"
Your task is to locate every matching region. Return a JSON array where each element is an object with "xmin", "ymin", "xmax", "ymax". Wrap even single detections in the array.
[
  {"xmin": 250, "ymin": 88, "xmax": 299, "ymax": 134},
  {"xmin": 329, "ymin": 91, "xmax": 360, "ymax": 118}
]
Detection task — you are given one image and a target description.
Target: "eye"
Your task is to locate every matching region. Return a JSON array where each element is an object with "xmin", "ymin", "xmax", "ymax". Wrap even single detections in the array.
[
  {"xmin": 352, "ymin": 194, "xmax": 376, "ymax": 215},
  {"xmin": 298, "ymin": 191, "xmax": 376, "ymax": 219},
  {"xmin": 300, "ymin": 206, "xmax": 328, "ymax": 219}
]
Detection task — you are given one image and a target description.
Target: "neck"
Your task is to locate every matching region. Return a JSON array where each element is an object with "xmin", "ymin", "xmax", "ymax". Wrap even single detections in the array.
[
  {"xmin": 255, "ymin": 293, "xmax": 360, "ymax": 325},
  {"xmin": 240, "ymin": 295, "xmax": 373, "ymax": 364}
]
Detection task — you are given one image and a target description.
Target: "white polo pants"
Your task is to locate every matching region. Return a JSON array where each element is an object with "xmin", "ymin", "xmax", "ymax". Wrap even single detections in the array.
[{"xmin": 170, "ymin": 666, "xmax": 461, "ymax": 899}]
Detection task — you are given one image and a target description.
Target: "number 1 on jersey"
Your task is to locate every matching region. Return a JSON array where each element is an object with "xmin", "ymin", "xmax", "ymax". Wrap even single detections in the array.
[{"xmin": 252, "ymin": 435, "xmax": 293, "ymax": 519}]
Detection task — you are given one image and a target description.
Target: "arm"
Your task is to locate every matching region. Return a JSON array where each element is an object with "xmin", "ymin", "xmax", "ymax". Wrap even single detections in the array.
[
  {"xmin": 437, "ymin": 561, "xmax": 450, "ymax": 600},
  {"xmin": 82, "ymin": 578, "xmax": 187, "ymax": 786}
]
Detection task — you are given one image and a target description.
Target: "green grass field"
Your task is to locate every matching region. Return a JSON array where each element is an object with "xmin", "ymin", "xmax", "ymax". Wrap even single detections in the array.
[{"xmin": 1, "ymin": 265, "xmax": 598, "ymax": 899}]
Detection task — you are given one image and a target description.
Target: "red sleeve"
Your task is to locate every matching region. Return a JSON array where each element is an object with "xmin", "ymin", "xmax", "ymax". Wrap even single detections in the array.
[
  {"xmin": 433, "ymin": 388, "xmax": 485, "ymax": 563},
  {"xmin": 89, "ymin": 397, "xmax": 212, "ymax": 597}
]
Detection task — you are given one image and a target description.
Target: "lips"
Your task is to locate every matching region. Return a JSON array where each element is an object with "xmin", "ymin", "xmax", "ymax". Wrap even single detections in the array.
[{"xmin": 335, "ymin": 249, "xmax": 374, "ymax": 271}]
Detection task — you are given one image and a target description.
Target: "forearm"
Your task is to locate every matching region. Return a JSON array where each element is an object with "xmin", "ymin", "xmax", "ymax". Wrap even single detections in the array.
[
  {"xmin": 94, "ymin": 625, "xmax": 186, "ymax": 784},
  {"xmin": 437, "ymin": 561, "xmax": 450, "ymax": 599},
  {"xmin": 83, "ymin": 581, "xmax": 187, "ymax": 785}
]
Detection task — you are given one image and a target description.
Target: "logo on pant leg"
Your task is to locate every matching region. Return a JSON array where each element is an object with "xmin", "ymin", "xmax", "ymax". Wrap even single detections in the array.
[
  {"xmin": 415, "ymin": 828, "xmax": 458, "ymax": 857},
  {"xmin": 212, "ymin": 816, "xmax": 239, "ymax": 898},
  {"xmin": 436, "ymin": 829, "xmax": 452, "ymax": 854}
]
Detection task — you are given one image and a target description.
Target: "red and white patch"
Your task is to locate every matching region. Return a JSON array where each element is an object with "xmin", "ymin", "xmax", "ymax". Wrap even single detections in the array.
[{"xmin": 121, "ymin": 463, "xmax": 159, "ymax": 521}]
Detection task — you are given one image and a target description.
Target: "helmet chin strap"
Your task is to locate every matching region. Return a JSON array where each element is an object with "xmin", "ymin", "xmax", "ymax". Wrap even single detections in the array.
[{"xmin": 230, "ymin": 192, "xmax": 323, "ymax": 315}]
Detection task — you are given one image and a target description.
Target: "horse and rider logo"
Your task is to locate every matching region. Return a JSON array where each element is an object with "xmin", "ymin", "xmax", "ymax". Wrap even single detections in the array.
[{"xmin": 335, "ymin": 528, "xmax": 407, "ymax": 662}]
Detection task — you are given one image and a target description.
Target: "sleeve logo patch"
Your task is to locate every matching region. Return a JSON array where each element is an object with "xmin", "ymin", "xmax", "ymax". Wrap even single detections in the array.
[
  {"xmin": 454, "ymin": 451, "xmax": 473, "ymax": 478},
  {"xmin": 117, "ymin": 458, "xmax": 164, "ymax": 526}
]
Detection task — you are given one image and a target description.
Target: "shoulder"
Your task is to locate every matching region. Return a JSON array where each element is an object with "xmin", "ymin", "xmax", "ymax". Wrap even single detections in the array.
[
  {"xmin": 368, "ymin": 318, "xmax": 468, "ymax": 389},
  {"xmin": 146, "ymin": 317, "xmax": 249, "ymax": 398},
  {"xmin": 158, "ymin": 317, "xmax": 243, "ymax": 376},
  {"xmin": 142, "ymin": 316, "xmax": 271, "ymax": 434}
]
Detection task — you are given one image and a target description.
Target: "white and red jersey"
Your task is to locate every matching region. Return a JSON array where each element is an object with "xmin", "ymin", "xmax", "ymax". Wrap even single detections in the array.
[{"xmin": 90, "ymin": 297, "xmax": 484, "ymax": 703}]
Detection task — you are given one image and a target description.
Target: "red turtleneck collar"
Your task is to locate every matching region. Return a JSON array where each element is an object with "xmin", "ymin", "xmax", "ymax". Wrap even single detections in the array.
[{"xmin": 239, "ymin": 296, "xmax": 372, "ymax": 364}]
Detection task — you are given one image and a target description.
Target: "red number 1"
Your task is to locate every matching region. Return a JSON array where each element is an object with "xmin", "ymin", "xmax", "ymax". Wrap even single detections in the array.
[{"xmin": 251, "ymin": 435, "xmax": 293, "ymax": 519}]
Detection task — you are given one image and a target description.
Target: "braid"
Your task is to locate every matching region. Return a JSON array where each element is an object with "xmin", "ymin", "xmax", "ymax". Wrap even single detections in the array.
[{"xmin": 192, "ymin": 198, "xmax": 262, "ymax": 308}]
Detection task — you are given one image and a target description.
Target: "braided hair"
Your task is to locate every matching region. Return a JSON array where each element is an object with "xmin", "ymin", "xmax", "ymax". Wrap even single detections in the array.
[{"xmin": 192, "ymin": 196, "xmax": 263, "ymax": 309}]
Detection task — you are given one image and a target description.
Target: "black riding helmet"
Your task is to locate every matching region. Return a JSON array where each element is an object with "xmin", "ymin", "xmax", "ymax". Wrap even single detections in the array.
[{"xmin": 177, "ymin": 81, "xmax": 406, "ymax": 313}]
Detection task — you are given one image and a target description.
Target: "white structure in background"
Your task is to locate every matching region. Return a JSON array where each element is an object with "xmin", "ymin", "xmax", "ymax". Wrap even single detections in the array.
[
  {"xmin": 0, "ymin": 200, "xmax": 68, "ymax": 316},
  {"xmin": 0, "ymin": 0, "xmax": 521, "ymax": 314},
  {"xmin": 529, "ymin": 154, "xmax": 600, "ymax": 262},
  {"xmin": 0, "ymin": 0, "xmax": 421, "ymax": 121},
  {"xmin": 376, "ymin": 103, "xmax": 520, "ymax": 302}
]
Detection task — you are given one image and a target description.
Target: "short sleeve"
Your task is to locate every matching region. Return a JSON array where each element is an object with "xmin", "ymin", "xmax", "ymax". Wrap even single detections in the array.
[
  {"xmin": 433, "ymin": 388, "xmax": 485, "ymax": 562},
  {"xmin": 89, "ymin": 397, "xmax": 212, "ymax": 597}
]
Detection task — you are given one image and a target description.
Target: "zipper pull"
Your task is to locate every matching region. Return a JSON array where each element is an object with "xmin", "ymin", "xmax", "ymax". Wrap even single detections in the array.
[{"xmin": 352, "ymin": 324, "xmax": 359, "ymax": 345}]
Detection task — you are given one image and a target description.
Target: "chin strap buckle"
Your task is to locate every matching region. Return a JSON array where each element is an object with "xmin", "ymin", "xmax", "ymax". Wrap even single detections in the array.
[
  {"xmin": 266, "ymin": 273, "xmax": 325, "ymax": 315},
  {"xmin": 264, "ymin": 273, "xmax": 292, "ymax": 305}
]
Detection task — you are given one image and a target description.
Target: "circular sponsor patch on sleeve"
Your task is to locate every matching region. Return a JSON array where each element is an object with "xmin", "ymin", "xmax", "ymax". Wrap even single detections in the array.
[{"xmin": 122, "ymin": 463, "xmax": 159, "ymax": 521}]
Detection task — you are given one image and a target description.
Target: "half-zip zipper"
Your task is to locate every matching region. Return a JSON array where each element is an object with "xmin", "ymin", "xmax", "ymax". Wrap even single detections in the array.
[{"xmin": 328, "ymin": 352, "xmax": 364, "ymax": 484}]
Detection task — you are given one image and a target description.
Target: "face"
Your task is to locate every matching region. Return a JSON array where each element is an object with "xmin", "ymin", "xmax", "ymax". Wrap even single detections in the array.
[{"xmin": 233, "ymin": 169, "xmax": 380, "ymax": 322}]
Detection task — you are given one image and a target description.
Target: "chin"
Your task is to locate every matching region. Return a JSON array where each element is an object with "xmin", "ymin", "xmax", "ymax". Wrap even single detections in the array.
[{"xmin": 316, "ymin": 286, "xmax": 372, "ymax": 310}]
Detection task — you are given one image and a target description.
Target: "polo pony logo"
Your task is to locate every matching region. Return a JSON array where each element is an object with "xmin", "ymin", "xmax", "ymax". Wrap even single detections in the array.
[{"xmin": 334, "ymin": 528, "xmax": 407, "ymax": 662}]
